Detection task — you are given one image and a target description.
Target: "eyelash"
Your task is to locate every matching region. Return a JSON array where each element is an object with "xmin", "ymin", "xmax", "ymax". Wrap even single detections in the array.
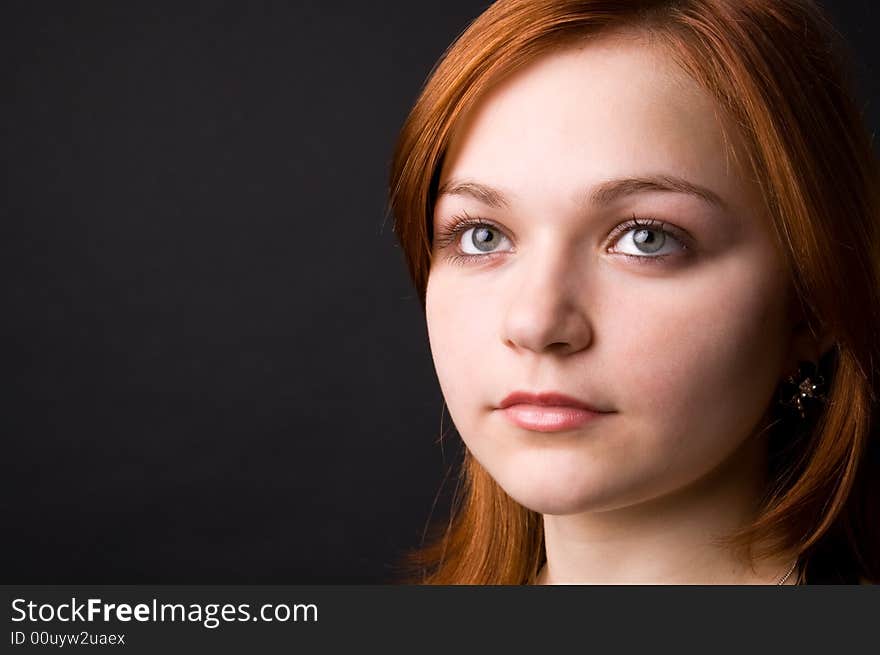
[{"xmin": 433, "ymin": 211, "xmax": 690, "ymax": 266}]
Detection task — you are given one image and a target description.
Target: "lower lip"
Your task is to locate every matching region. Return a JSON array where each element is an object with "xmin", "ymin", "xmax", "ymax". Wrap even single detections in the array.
[{"xmin": 500, "ymin": 404, "xmax": 608, "ymax": 432}]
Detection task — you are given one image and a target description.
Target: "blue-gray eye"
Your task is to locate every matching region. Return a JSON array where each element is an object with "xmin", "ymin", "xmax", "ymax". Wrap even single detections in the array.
[
  {"xmin": 459, "ymin": 226, "xmax": 513, "ymax": 255},
  {"xmin": 615, "ymin": 226, "xmax": 683, "ymax": 258}
]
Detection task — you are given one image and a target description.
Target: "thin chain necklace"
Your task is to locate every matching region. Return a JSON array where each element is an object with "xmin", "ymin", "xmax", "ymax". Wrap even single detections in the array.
[{"xmin": 776, "ymin": 560, "xmax": 799, "ymax": 585}]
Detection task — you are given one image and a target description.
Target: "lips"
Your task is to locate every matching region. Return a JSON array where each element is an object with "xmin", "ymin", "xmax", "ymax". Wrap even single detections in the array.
[
  {"xmin": 498, "ymin": 391, "xmax": 607, "ymax": 412},
  {"xmin": 497, "ymin": 391, "xmax": 612, "ymax": 433}
]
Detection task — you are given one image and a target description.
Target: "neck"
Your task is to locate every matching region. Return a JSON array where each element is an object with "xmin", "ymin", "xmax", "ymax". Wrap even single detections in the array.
[{"xmin": 535, "ymin": 432, "xmax": 796, "ymax": 584}]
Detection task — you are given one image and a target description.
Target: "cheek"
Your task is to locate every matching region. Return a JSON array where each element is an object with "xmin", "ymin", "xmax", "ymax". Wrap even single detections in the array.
[
  {"xmin": 425, "ymin": 269, "xmax": 500, "ymax": 409},
  {"xmin": 608, "ymin": 255, "xmax": 790, "ymax": 438}
]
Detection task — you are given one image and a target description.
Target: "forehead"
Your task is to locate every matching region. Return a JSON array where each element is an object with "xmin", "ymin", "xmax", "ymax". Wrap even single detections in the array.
[{"xmin": 439, "ymin": 34, "xmax": 749, "ymax": 209}]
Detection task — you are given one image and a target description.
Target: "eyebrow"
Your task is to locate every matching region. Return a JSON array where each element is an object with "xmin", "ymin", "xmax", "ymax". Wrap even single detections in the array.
[{"xmin": 436, "ymin": 174, "xmax": 727, "ymax": 210}]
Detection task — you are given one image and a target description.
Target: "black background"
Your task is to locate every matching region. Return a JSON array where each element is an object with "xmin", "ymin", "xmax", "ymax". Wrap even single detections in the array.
[{"xmin": 2, "ymin": 1, "xmax": 877, "ymax": 583}]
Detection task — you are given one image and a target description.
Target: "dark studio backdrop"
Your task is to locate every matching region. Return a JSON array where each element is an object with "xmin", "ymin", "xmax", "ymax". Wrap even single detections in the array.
[{"xmin": 2, "ymin": 1, "xmax": 877, "ymax": 584}]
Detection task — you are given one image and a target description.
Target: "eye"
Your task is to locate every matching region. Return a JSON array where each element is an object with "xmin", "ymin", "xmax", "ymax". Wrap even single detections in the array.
[
  {"xmin": 459, "ymin": 225, "xmax": 513, "ymax": 255},
  {"xmin": 432, "ymin": 212, "xmax": 514, "ymax": 263},
  {"xmin": 608, "ymin": 217, "xmax": 689, "ymax": 262}
]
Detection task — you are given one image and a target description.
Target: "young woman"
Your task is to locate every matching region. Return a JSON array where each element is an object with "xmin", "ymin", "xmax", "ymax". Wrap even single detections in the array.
[{"xmin": 387, "ymin": 0, "xmax": 879, "ymax": 584}]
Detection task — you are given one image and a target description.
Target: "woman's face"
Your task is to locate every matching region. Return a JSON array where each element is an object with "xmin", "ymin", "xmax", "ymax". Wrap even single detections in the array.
[{"xmin": 425, "ymin": 35, "xmax": 799, "ymax": 516}]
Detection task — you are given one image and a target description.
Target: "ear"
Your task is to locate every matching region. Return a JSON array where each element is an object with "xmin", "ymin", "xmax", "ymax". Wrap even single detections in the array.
[{"xmin": 783, "ymin": 317, "xmax": 835, "ymax": 377}]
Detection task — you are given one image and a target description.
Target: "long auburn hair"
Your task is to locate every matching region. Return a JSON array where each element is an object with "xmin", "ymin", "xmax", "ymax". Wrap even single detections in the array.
[{"xmin": 387, "ymin": 0, "xmax": 880, "ymax": 584}]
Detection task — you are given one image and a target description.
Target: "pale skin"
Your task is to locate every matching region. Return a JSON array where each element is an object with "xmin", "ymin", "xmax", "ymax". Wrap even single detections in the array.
[{"xmin": 425, "ymin": 32, "xmax": 828, "ymax": 584}]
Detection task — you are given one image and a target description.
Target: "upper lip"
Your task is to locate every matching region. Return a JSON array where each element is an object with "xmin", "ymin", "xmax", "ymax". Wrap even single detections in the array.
[{"xmin": 498, "ymin": 391, "xmax": 611, "ymax": 413}]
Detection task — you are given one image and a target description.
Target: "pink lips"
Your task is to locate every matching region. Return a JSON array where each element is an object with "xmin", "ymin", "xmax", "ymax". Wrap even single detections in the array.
[{"xmin": 498, "ymin": 391, "xmax": 612, "ymax": 433}]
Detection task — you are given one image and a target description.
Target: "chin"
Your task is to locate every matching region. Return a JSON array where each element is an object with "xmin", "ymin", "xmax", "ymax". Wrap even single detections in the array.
[
  {"xmin": 507, "ymin": 491, "xmax": 595, "ymax": 516},
  {"xmin": 486, "ymin": 456, "xmax": 624, "ymax": 516}
]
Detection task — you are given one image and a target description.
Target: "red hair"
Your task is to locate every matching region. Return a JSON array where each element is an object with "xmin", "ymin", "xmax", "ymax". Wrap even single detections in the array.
[{"xmin": 388, "ymin": 0, "xmax": 880, "ymax": 584}]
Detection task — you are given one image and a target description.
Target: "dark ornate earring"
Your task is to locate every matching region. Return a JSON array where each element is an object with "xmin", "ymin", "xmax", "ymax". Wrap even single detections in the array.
[{"xmin": 778, "ymin": 360, "xmax": 827, "ymax": 420}]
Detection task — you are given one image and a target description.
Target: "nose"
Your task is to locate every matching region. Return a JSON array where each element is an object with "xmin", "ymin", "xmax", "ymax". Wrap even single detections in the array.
[{"xmin": 501, "ymin": 244, "xmax": 593, "ymax": 356}]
